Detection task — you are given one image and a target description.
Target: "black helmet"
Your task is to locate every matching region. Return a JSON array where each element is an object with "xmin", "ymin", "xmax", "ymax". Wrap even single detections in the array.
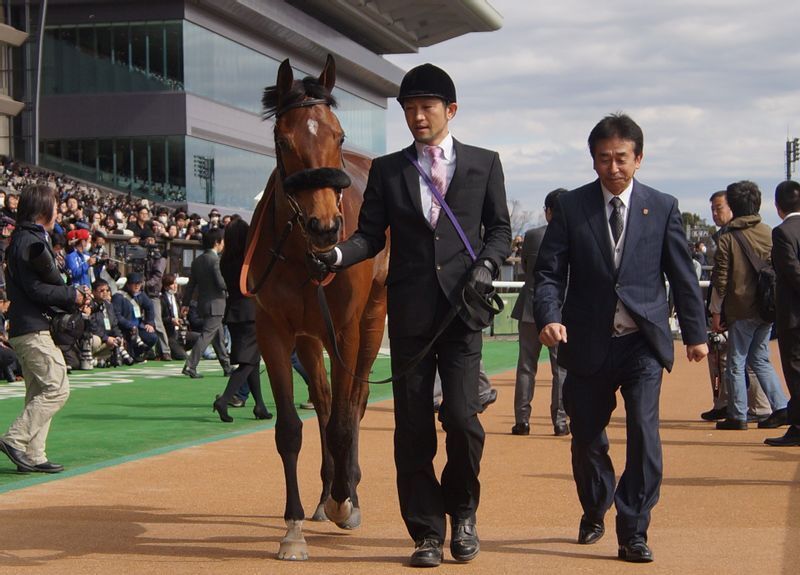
[{"xmin": 396, "ymin": 63, "xmax": 456, "ymax": 105}]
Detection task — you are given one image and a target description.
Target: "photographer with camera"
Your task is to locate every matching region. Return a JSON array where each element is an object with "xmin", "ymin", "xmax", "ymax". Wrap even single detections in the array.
[
  {"xmin": 88, "ymin": 279, "xmax": 134, "ymax": 367},
  {"xmin": 0, "ymin": 184, "xmax": 88, "ymax": 474},
  {"xmin": 111, "ymin": 271, "xmax": 157, "ymax": 362},
  {"xmin": 160, "ymin": 273, "xmax": 198, "ymax": 361},
  {"xmin": 139, "ymin": 230, "xmax": 172, "ymax": 361}
]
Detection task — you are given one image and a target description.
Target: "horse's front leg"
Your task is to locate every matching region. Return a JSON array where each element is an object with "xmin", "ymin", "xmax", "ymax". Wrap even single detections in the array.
[
  {"xmin": 258, "ymin": 324, "xmax": 308, "ymax": 560},
  {"xmin": 324, "ymin": 321, "xmax": 364, "ymax": 530},
  {"xmin": 295, "ymin": 335, "xmax": 333, "ymax": 522}
]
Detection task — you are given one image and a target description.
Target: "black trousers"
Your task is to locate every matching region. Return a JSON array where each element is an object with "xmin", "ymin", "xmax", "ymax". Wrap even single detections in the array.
[
  {"xmin": 777, "ymin": 327, "xmax": 800, "ymax": 426},
  {"xmin": 563, "ymin": 332, "xmax": 663, "ymax": 544},
  {"xmin": 390, "ymin": 314, "xmax": 484, "ymax": 544}
]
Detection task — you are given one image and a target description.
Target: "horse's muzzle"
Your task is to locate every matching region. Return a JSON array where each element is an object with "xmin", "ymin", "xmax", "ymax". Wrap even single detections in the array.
[{"xmin": 307, "ymin": 215, "xmax": 342, "ymax": 249}]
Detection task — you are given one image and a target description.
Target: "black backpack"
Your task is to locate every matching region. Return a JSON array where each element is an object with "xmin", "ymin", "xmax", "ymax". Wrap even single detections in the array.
[{"xmin": 731, "ymin": 230, "xmax": 776, "ymax": 323}]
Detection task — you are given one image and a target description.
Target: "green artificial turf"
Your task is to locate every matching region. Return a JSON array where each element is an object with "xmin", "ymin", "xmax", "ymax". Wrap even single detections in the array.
[{"xmin": 0, "ymin": 338, "xmax": 524, "ymax": 492}]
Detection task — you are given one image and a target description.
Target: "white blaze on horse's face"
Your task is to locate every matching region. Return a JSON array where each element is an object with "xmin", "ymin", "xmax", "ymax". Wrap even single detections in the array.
[{"xmin": 307, "ymin": 119, "xmax": 318, "ymax": 137}]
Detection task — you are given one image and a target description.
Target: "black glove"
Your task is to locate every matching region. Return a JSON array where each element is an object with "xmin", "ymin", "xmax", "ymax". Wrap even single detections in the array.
[
  {"xmin": 468, "ymin": 260, "xmax": 495, "ymax": 296},
  {"xmin": 307, "ymin": 249, "xmax": 338, "ymax": 283}
]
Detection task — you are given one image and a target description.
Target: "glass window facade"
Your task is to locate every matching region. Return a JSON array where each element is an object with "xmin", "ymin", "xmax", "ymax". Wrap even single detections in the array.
[
  {"xmin": 40, "ymin": 136, "xmax": 186, "ymax": 201},
  {"xmin": 42, "ymin": 21, "xmax": 184, "ymax": 94},
  {"xmin": 38, "ymin": 18, "xmax": 387, "ymax": 209},
  {"xmin": 40, "ymin": 136, "xmax": 274, "ymax": 211},
  {"xmin": 185, "ymin": 136, "xmax": 275, "ymax": 210}
]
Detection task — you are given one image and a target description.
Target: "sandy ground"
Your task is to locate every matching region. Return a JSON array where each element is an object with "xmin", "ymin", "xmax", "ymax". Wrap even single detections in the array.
[{"xmin": 0, "ymin": 341, "xmax": 798, "ymax": 574}]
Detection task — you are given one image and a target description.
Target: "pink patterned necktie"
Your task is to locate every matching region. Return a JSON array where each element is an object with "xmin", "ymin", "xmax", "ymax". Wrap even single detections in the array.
[{"xmin": 425, "ymin": 145, "xmax": 446, "ymax": 226}]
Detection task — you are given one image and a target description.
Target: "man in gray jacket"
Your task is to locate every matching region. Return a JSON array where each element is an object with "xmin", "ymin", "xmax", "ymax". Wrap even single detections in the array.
[
  {"xmin": 510, "ymin": 188, "xmax": 569, "ymax": 436},
  {"xmin": 181, "ymin": 227, "xmax": 231, "ymax": 378}
]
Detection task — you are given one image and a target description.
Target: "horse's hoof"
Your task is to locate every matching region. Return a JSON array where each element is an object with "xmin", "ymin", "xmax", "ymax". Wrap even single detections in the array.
[
  {"xmin": 323, "ymin": 497, "xmax": 352, "ymax": 524},
  {"xmin": 335, "ymin": 506, "xmax": 361, "ymax": 530},
  {"xmin": 310, "ymin": 503, "xmax": 328, "ymax": 522},
  {"xmin": 277, "ymin": 519, "xmax": 309, "ymax": 561}
]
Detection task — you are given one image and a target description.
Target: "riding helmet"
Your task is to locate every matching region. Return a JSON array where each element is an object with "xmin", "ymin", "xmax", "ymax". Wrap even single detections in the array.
[{"xmin": 396, "ymin": 63, "xmax": 457, "ymax": 105}]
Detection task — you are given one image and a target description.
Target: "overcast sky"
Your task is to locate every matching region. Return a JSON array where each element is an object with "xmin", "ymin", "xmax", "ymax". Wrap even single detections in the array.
[{"xmin": 384, "ymin": 0, "xmax": 799, "ymax": 229}]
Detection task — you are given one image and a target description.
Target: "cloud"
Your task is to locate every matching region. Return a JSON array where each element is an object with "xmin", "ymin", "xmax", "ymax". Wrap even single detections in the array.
[{"xmin": 384, "ymin": 0, "xmax": 800, "ymax": 227}]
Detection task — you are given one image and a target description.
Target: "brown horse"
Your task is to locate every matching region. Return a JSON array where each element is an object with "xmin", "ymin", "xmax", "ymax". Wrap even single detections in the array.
[{"xmin": 242, "ymin": 55, "xmax": 388, "ymax": 560}]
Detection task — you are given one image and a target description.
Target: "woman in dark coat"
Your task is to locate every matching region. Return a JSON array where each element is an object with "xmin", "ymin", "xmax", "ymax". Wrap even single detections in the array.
[{"xmin": 212, "ymin": 216, "xmax": 272, "ymax": 422}]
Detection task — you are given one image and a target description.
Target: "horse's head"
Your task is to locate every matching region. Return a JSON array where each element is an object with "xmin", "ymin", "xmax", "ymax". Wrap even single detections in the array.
[{"xmin": 263, "ymin": 55, "xmax": 350, "ymax": 252}]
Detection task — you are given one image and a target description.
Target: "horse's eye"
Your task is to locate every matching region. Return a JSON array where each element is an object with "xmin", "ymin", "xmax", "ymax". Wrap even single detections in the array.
[
  {"xmin": 276, "ymin": 138, "xmax": 290, "ymax": 151},
  {"xmin": 339, "ymin": 134, "xmax": 346, "ymax": 146}
]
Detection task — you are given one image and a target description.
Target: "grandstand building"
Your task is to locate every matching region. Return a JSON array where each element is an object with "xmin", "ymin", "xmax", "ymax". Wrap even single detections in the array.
[{"xmin": 4, "ymin": 0, "xmax": 501, "ymax": 214}]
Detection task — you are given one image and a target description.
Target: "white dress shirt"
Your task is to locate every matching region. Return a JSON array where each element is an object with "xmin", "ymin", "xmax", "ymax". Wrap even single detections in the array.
[{"xmin": 602, "ymin": 182, "xmax": 639, "ymax": 336}]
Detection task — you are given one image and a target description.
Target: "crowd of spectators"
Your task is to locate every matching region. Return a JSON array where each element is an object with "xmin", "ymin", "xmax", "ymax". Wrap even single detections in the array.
[{"xmin": 0, "ymin": 158, "xmax": 235, "ymax": 378}]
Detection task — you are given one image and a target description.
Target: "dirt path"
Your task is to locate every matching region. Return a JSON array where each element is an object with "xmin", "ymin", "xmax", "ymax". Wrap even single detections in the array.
[{"xmin": 1, "ymin": 342, "xmax": 798, "ymax": 574}]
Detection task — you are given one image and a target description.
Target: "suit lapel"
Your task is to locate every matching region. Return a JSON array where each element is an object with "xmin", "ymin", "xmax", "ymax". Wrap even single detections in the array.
[
  {"xmin": 619, "ymin": 180, "xmax": 646, "ymax": 273},
  {"xmin": 446, "ymin": 139, "xmax": 468, "ymax": 206},
  {"xmin": 401, "ymin": 143, "xmax": 427, "ymax": 225},
  {"xmin": 581, "ymin": 180, "xmax": 615, "ymax": 271}
]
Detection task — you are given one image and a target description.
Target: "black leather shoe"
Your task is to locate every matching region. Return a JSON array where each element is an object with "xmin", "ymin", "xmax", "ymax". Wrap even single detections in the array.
[
  {"xmin": 227, "ymin": 397, "xmax": 246, "ymax": 408},
  {"xmin": 747, "ymin": 413, "xmax": 769, "ymax": 423},
  {"xmin": 757, "ymin": 408, "xmax": 788, "ymax": 429},
  {"xmin": 253, "ymin": 405, "xmax": 273, "ymax": 420},
  {"xmin": 701, "ymin": 407, "xmax": 728, "ymax": 421},
  {"xmin": 213, "ymin": 396, "xmax": 233, "ymax": 423},
  {"xmin": 410, "ymin": 538, "xmax": 443, "ymax": 568},
  {"xmin": 450, "ymin": 516, "xmax": 479, "ymax": 562},
  {"xmin": 764, "ymin": 425, "xmax": 800, "ymax": 446},
  {"xmin": 577, "ymin": 516, "xmax": 605, "ymax": 545},
  {"xmin": 554, "ymin": 422, "xmax": 571, "ymax": 436},
  {"xmin": 511, "ymin": 422, "xmax": 530, "ymax": 435},
  {"xmin": 478, "ymin": 389, "xmax": 498, "ymax": 413},
  {"xmin": 716, "ymin": 418, "xmax": 747, "ymax": 430},
  {"xmin": 19, "ymin": 461, "xmax": 64, "ymax": 473},
  {"xmin": 182, "ymin": 366, "xmax": 203, "ymax": 379},
  {"xmin": 618, "ymin": 539, "xmax": 654, "ymax": 562},
  {"xmin": 0, "ymin": 439, "xmax": 36, "ymax": 472}
]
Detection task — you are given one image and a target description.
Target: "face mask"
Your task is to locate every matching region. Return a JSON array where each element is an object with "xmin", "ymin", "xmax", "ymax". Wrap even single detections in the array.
[
  {"xmin": 158, "ymin": 215, "xmax": 168, "ymax": 224},
  {"xmin": 700, "ymin": 245, "xmax": 707, "ymax": 254}
]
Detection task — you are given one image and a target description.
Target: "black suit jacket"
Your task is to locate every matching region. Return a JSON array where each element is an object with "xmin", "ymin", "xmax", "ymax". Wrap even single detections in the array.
[
  {"xmin": 533, "ymin": 179, "xmax": 706, "ymax": 375},
  {"xmin": 338, "ymin": 139, "xmax": 511, "ymax": 337},
  {"xmin": 510, "ymin": 225, "xmax": 546, "ymax": 323},
  {"xmin": 182, "ymin": 249, "xmax": 226, "ymax": 317},
  {"xmin": 220, "ymin": 256, "xmax": 255, "ymax": 325},
  {"xmin": 772, "ymin": 215, "xmax": 800, "ymax": 334}
]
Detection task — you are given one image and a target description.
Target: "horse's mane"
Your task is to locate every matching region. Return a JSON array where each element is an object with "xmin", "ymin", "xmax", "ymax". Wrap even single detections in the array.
[{"xmin": 262, "ymin": 76, "xmax": 337, "ymax": 119}]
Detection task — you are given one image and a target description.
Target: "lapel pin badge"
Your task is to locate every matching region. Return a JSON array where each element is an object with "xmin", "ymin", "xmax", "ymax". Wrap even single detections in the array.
[{"xmin": 642, "ymin": 208, "xmax": 649, "ymax": 215}]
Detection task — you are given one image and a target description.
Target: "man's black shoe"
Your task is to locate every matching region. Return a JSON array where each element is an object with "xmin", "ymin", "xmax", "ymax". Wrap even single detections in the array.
[
  {"xmin": 700, "ymin": 407, "xmax": 728, "ymax": 421},
  {"xmin": 757, "ymin": 408, "xmax": 788, "ymax": 429},
  {"xmin": 764, "ymin": 425, "xmax": 800, "ymax": 446},
  {"xmin": 182, "ymin": 366, "xmax": 203, "ymax": 379},
  {"xmin": 410, "ymin": 538, "xmax": 443, "ymax": 568},
  {"xmin": 478, "ymin": 389, "xmax": 498, "ymax": 413},
  {"xmin": 0, "ymin": 439, "xmax": 36, "ymax": 472},
  {"xmin": 450, "ymin": 516, "xmax": 479, "ymax": 562},
  {"xmin": 716, "ymin": 418, "xmax": 747, "ymax": 430},
  {"xmin": 747, "ymin": 413, "xmax": 769, "ymax": 423},
  {"xmin": 18, "ymin": 461, "xmax": 64, "ymax": 473},
  {"xmin": 511, "ymin": 422, "xmax": 530, "ymax": 435},
  {"xmin": 577, "ymin": 516, "xmax": 605, "ymax": 545},
  {"xmin": 618, "ymin": 539, "xmax": 654, "ymax": 563},
  {"xmin": 227, "ymin": 397, "xmax": 246, "ymax": 408},
  {"xmin": 554, "ymin": 422, "xmax": 571, "ymax": 436}
]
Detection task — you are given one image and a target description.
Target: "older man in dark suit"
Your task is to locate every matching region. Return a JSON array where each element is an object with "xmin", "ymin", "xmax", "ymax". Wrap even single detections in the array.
[
  {"xmin": 181, "ymin": 227, "xmax": 231, "ymax": 378},
  {"xmin": 319, "ymin": 63, "xmax": 510, "ymax": 567},
  {"xmin": 534, "ymin": 113, "xmax": 708, "ymax": 563},
  {"xmin": 765, "ymin": 180, "xmax": 800, "ymax": 446},
  {"xmin": 510, "ymin": 188, "xmax": 569, "ymax": 437}
]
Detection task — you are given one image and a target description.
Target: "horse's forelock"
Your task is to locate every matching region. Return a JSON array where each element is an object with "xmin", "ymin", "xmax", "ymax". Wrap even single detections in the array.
[{"xmin": 262, "ymin": 77, "xmax": 337, "ymax": 119}]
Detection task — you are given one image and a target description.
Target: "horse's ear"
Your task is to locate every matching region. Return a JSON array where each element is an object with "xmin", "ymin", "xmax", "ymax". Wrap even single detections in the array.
[
  {"xmin": 319, "ymin": 54, "xmax": 336, "ymax": 94},
  {"xmin": 277, "ymin": 58, "xmax": 294, "ymax": 98}
]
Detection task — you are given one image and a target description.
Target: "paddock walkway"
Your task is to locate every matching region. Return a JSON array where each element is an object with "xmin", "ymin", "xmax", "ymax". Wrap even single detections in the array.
[{"xmin": 0, "ymin": 341, "xmax": 797, "ymax": 574}]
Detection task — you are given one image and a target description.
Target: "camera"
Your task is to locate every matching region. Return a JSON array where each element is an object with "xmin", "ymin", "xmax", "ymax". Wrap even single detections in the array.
[
  {"xmin": 708, "ymin": 332, "xmax": 726, "ymax": 346},
  {"xmin": 129, "ymin": 329, "xmax": 149, "ymax": 356},
  {"xmin": 78, "ymin": 332, "xmax": 94, "ymax": 371},
  {"xmin": 109, "ymin": 345, "xmax": 135, "ymax": 367}
]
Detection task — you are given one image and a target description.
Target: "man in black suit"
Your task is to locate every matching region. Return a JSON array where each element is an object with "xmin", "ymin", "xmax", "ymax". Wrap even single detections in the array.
[
  {"xmin": 510, "ymin": 188, "xmax": 569, "ymax": 437},
  {"xmin": 181, "ymin": 227, "xmax": 231, "ymax": 378},
  {"xmin": 534, "ymin": 114, "xmax": 708, "ymax": 563},
  {"xmin": 319, "ymin": 63, "xmax": 511, "ymax": 567},
  {"xmin": 765, "ymin": 180, "xmax": 800, "ymax": 446}
]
